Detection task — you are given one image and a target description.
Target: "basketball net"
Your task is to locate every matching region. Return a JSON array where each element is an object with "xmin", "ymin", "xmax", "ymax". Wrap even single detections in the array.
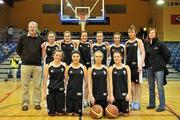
[{"xmin": 78, "ymin": 13, "xmax": 87, "ymax": 31}]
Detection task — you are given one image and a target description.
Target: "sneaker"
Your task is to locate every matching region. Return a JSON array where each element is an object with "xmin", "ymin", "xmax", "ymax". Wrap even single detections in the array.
[
  {"xmin": 156, "ymin": 107, "xmax": 165, "ymax": 112},
  {"xmin": 34, "ymin": 105, "xmax": 41, "ymax": 110},
  {"xmin": 146, "ymin": 106, "xmax": 155, "ymax": 109},
  {"xmin": 22, "ymin": 105, "xmax": 28, "ymax": 111},
  {"xmin": 134, "ymin": 102, "xmax": 140, "ymax": 110},
  {"xmin": 130, "ymin": 102, "xmax": 135, "ymax": 110},
  {"xmin": 48, "ymin": 113, "xmax": 55, "ymax": 116},
  {"xmin": 84, "ymin": 101, "xmax": 89, "ymax": 108}
]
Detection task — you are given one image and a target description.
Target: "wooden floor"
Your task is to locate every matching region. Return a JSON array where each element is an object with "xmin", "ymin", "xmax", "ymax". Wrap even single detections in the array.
[{"xmin": 0, "ymin": 80, "xmax": 180, "ymax": 120}]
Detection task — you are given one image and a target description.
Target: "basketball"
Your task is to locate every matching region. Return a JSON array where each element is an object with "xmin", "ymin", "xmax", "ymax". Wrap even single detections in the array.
[
  {"xmin": 90, "ymin": 104, "xmax": 103, "ymax": 119},
  {"xmin": 105, "ymin": 104, "xmax": 119, "ymax": 119}
]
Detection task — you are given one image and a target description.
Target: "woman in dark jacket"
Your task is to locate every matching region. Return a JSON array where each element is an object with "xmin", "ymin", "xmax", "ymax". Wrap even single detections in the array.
[{"xmin": 145, "ymin": 28, "xmax": 170, "ymax": 112}]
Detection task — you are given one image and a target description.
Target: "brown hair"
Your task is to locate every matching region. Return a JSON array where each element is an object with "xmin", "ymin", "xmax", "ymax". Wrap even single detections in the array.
[
  {"xmin": 96, "ymin": 31, "xmax": 103, "ymax": 36},
  {"xmin": 113, "ymin": 51, "xmax": 123, "ymax": 59},
  {"xmin": 53, "ymin": 49, "xmax": 64, "ymax": 61},
  {"xmin": 47, "ymin": 31, "xmax": 56, "ymax": 38},
  {"xmin": 113, "ymin": 32, "xmax": 121, "ymax": 38},
  {"xmin": 147, "ymin": 28, "xmax": 159, "ymax": 40},
  {"xmin": 64, "ymin": 31, "xmax": 71, "ymax": 36},
  {"xmin": 128, "ymin": 24, "xmax": 137, "ymax": 33}
]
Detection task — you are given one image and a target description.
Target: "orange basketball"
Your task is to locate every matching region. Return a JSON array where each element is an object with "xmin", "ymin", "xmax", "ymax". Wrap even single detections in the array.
[
  {"xmin": 90, "ymin": 104, "xmax": 103, "ymax": 119},
  {"xmin": 105, "ymin": 104, "xmax": 119, "ymax": 119}
]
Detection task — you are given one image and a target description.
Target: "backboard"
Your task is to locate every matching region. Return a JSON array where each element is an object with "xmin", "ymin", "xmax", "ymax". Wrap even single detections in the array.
[{"xmin": 60, "ymin": 0, "xmax": 105, "ymax": 23}]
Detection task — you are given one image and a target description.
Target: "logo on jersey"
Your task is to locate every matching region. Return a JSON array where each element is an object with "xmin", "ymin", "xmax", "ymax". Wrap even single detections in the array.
[
  {"xmin": 121, "ymin": 48, "xmax": 124, "ymax": 52},
  {"xmin": 103, "ymin": 93, "xmax": 107, "ymax": 96},
  {"xmin": 69, "ymin": 70, "xmax": 73, "ymax": 74},
  {"xmin": 93, "ymin": 72, "xmax": 96, "ymax": 75},
  {"xmin": 70, "ymin": 44, "xmax": 73, "ymax": 47},
  {"xmin": 47, "ymin": 48, "xmax": 50, "ymax": 51},
  {"xmin": 50, "ymin": 70, "xmax": 54, "ymax": 73},
  {"xmin": 134, "ymin": 43, "xmax": 137, "ymax": 46},
  {"xmin": 94, "ymin": 48, "xmax": 97, "ymax": 51},
  {"xmin": 122, "ymin": 93, "xmax": 127, "ymax": 96},
  {"xmin": 123, "ymin": 70, "xmax": 126, "ymax": 75},
  {"xmin": 61, "ymin": 68, "xmax": 64, "ymax": 72},
  {"xmin": 154, "ymin": 47, "xmax": 159, "ymax": 50},
  {"xmin": 114, "ymin": 71, "xmax": 117, "ymax": 74},
  {"xmin": 80, "ymin": 70, "xmax": 83, "ymax": 74},
  {"xmin": 63, "ymin": 45, "xmax": 65, "ymax": 47},
  {"xmin": 87, "ymin": 45, "xmax": 90, "ymax": 48},
  {"xmin": 112, "ymin": 49, "xmax": 115, "ymax": 52},
  {"xmin": 103, "ymin": 70, "xmax": 106, "ymax": 75},
  {"xmin": 103, "ymin": 47, "xmax": 106, "ymax": 50},
  {"xmin": 79, "ymin": 44, "xmax": 82, "ymax": 47}
]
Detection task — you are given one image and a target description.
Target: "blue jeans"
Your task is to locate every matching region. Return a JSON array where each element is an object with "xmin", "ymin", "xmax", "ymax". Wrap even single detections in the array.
[{"xmin": 147, "ymin": 67, "xmax": 165, "ymax": 109}]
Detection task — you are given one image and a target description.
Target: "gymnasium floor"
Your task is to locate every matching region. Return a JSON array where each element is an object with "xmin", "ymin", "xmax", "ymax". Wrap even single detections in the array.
[{"xmin": 0, "ymin": 80, "xmax": 179, "ymax": 120}]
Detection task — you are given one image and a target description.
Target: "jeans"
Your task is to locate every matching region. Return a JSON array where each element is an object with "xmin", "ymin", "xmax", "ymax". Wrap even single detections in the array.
[{"xmin": 146, "ymin": 67, "xmax": 165, "ymax": 109}]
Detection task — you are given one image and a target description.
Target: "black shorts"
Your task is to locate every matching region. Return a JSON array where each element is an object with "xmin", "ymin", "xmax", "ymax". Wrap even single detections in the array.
[
  {"xmin": 113, "ymin": 99, "xmax": 129, "ymax": 113},
  {"xmin": 66, "ymin": 97, "xmax": 82, "ymax": 114},
  {"xmin": 47, "ymin": 91, "xmax": 65, "ymax": 114},
  {"xmin": 129, "ymin": 65, "xmax": 139, "ymax": 83}
]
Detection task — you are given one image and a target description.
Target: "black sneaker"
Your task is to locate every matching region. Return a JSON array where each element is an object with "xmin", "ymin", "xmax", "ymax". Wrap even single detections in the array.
[
  {"xmin": 146, "ymin": 106, "xmax": 155, "ymax": 109},
  {"xmin": 48, "ymin": 113, "xmax": 55, "ymax": 116},
  {"xmin": 156, "ymin": 107, "xmax": 165, "ymax": 112},
  {"xmin": 22, "ymin": 106, "xmax": 28, "ymax": 111},
  {"xmin": 34, "ymin": 105, "xmax": 41, "ymax": 110}
]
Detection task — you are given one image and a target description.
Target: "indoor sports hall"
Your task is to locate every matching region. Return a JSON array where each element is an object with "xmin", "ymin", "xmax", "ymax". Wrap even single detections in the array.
[{"xmin": 0, "ymin": 0, "xmax": 180, "ymax": 120}]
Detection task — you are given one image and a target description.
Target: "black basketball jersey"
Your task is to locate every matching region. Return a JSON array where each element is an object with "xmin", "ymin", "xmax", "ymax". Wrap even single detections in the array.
[
  {"xmin": 126, "ymin": 40, "xmax": 138, "ymax": 67},
  {"xmin": 48, "ymin": 63, "xmax": 65, "ymax": 90},
  {"xmin": 93, "ymin": 44, "xmax": 107, "ymax": 65},
  {"xmin": 91, "ymin": 66, "xmax": 107, "ymax": 100},
  {"xmin": 110, "ymin": 44, "xmax": 125, "ymax": 66},
  {"xmin": 67, "ymin": 64, "xmax": 84, "ymax": 99},
  {"xmin": 61, "ymin": 42, "xmax": 74, "ymax": 65},
  {"xmin": 78, "ymin": 42, "xmax": 91, "ymax": 68},
  {"xmin": 112, "ymin": 65, "xmax": 128, "ymax": 99},
  {"xmin": 46, "ymin": 44, "xmax": 59, "ymax": 64}
]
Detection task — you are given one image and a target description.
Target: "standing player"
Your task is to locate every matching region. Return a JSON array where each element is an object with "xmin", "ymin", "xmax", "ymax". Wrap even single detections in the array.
[
  {"xmin": 125, "ymin": 25, "xmax": 145, "ymax": 110},
  {"xmin": 88, "ymin": 51, "xmax": 109, "ymax": 114},
  {"xmin": 92, "ymin": 31, "xmax": 107, "ymax": 65},
  {"xmin": 43, "ymin": 31, "xmax": 59, "ymax": 64},
  {"xmin": 78, "ymin": 31, "xmax": 91, "ymax": 69},
  {"xmin": 110, "ymin": 32, "xmax": 125, "ymax": 66},
  {"xmin": 109, "ymin": 51, "xmax": 131, "ymax": 116},
  {"xmin": 43, "ymin": 50, "xmax": 66, "ymax": 116},
  {"xmin": 61, "ymin": 31, "xmax": 75, "ymax": 65},
  {"xmin": 65, "ymin": 50, "xmax": 87, "ymax": 115}
]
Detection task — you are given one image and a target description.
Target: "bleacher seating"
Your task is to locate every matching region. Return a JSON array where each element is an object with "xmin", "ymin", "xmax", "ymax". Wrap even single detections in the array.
[{"xmin": 166, "ymin": 42, "xmax": 180, "ymax": 72}]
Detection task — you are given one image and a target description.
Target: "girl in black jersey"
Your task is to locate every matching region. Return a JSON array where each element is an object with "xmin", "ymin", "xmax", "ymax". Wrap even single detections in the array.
[
  {"xmin": 61, "ymin": 31, "xmax": 75, "ymax": 65},
  {"xmin": 110, "ymin": 32, "xmax": 125, "ymax": 66},
  {"xmin": 43, "ymin": 31, "xmax": 60, "ymax": 64},
  {"xmin": 43, "ymin": 50, "xmax": 66, "ymax": 116},
  {"xmin": 92, "ymin": 31, "xmax": 107, "ymax": 65},
  {"xmin": 65, "ymin": 51, "xmax": 87, "ymax": 116},
  {"xmin": 88, "ymin": 51, "xmax": 109, "ymax": 115},
  {"xmin": 109, "ymin": 51, "xmax": 131, "ymax": 116},
  {"xmin": 125, "ymin": 25, "xmax": 145, "ymax": 110},
  {"xmin": 78, "ymin": 31, "xmax": 91, "ymax": 69}
]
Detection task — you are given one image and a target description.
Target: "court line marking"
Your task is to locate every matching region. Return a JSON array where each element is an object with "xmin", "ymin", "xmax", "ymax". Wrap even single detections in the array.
[
  {"xmin": 0, "ymin": 85, "xmax": 21, "ymax": 103},
  {"xmin": 144, "ymin": 84, "xmax": 180, "ymax": 119}
]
